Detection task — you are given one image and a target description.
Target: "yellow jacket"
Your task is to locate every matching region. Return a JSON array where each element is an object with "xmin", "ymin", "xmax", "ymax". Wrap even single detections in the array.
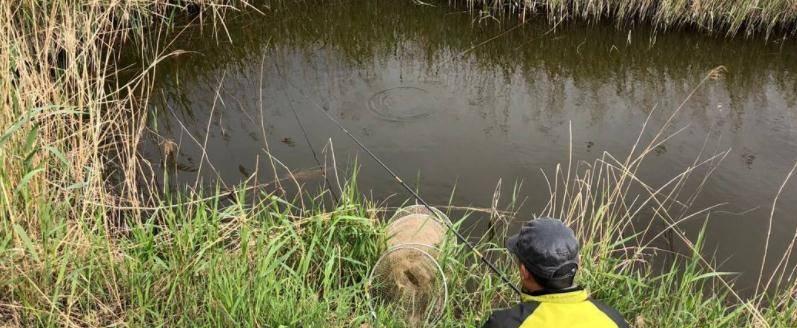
[{"xmin": 481, "ymin": 287, "xmax": 627, "ymax": 328}]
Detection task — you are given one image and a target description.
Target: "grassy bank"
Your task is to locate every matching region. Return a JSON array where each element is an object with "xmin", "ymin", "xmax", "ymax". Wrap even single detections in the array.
[
  {"xmin": 3, "ymin": 156, "xmax": 797, "ymax": 326},
  {"xmin": 2, "ymin": 0, "xmax": 797, "ymax": 327},
  {"xmin": 462, "ymin": 0, "xmax": 797, "ymax": 38}
]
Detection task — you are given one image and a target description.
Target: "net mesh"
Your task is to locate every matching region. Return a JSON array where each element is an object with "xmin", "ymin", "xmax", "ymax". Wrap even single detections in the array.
[
  {"xmin": 367, "ymin": 205, "xmax": 452, "ymax": 326},
  {"xmin": 369, "ymin": 245, "xmax": 446, "ymax": 326}
]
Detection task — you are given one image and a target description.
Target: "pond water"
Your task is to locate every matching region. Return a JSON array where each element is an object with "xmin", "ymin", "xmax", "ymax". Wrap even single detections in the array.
[{"xmin": 137, "ymin": 0, "xmax": 797, "ymax": 293}]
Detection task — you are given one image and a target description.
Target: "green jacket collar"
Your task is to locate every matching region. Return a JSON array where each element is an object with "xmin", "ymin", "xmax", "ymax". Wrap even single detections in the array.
[{"xmin": 520, "ymin": 287, "xmax": 589, "ymax": 304}]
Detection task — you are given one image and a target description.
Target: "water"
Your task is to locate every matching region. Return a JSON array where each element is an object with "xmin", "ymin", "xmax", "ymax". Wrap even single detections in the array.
[{"xmin": 137, "ymin": 0, "xmax": 797, "ymax": 293}]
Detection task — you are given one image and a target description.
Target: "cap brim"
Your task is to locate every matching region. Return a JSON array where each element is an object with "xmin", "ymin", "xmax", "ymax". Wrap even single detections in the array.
[{"xmin": 505, "ymin": 233, "xmax": 520, "ymax": 256}]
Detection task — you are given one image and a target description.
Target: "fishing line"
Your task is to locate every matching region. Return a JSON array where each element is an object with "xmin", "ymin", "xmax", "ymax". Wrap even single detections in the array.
[
  {"xmin": 274, "ymin": 63, "xmax": 341, "ymax": 202},
  {"xmin": 281, "ymin": 78, "xmax": 523, "ymax": 296},
  {"xmin": 288, "ymin": 99, "xmax": 341, "ymax": 202}
]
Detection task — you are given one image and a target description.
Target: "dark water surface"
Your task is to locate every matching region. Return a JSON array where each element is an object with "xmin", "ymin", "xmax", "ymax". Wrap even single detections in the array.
[{"xmin": 138, "ymin": 0, "xmax": 797, "ymax": 292}]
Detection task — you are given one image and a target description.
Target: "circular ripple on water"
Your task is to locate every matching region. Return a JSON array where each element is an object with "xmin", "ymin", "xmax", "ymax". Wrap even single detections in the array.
[{"xmin": 368, "ymin": 86, "xmax": 435, "ymax": 122}]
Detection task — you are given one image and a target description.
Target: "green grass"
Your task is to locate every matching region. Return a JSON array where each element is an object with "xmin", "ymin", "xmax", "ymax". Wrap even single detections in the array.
[{"xmin": 3, "ymin": 170, "xmax": 797, "ymax": 327}]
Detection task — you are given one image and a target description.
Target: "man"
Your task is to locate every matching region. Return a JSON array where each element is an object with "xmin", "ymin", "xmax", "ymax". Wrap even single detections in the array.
[{"xmin": 481, "ymin": 217, "xmax": 628, "ymax": 328}]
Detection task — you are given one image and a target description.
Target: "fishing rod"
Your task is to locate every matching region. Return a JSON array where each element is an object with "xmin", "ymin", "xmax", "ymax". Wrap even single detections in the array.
[{"xmin": 283, "ymin": 80, "xmax": 523, "ymax": 296}]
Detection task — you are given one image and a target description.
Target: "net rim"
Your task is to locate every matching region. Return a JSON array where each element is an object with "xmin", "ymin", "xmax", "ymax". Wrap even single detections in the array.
[{"xmin": 388, "ymin": 204, "xmax": 452, "ymax": 226}]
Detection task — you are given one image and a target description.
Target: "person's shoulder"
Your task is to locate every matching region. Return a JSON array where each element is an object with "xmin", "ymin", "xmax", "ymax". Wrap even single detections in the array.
[
  {"xmin": 588, "ymin": 298, "xmax": 629, "ymax": 328},
  {"xmin": 480, "ymin": 301, "xmax": 540, "ymax": 328}
]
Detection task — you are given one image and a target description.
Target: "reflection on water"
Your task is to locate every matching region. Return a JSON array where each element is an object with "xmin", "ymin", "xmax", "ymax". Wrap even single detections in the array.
[{"xmin": 135, "ymin": 0, "xmax": 797, "ymax": 292}]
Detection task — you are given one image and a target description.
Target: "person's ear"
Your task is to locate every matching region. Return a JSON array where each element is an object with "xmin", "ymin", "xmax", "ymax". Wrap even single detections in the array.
[{"xmin": 519, "ymin": 263, "xmax": 531, "ymax": 280}]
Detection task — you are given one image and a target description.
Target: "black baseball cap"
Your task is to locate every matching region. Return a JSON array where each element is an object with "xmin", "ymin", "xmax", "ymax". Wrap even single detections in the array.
[{"xmin": 506, "ymin": 217, "xmax": 579, "ymax": 282}]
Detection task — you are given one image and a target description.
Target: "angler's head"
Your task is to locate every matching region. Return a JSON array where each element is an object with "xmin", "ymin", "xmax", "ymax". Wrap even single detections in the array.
[{"xmin": 505, "ymin": 217, "xmax": 580, "ymax": 292}]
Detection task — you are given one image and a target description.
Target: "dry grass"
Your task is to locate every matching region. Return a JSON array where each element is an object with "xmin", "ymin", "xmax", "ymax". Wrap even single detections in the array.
[
  {"xmin": 0, "ymin": 1, "xmax": 241, "ymax": 326},
  {"xmin": 461, "ymin": 0, "xmax": 797, "ymax": 38},
  {"xmin": 0, "ymin": 0, "xmax": 254, "ymax": 227}
]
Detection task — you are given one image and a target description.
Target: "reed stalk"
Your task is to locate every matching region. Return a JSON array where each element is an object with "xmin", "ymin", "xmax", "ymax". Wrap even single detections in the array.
[{"xmin": 459, "ymin": 0, "xmax": 797, "ymax": 38}]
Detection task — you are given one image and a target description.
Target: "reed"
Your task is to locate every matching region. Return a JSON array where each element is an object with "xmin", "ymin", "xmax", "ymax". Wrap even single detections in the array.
[
  {"xmin": 459, "ymin": 0, "xmax": 797, "ymax": 38},
  {"xmin": 0, "ymin": 0, "xmax": 241, "ymax": 325}
]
